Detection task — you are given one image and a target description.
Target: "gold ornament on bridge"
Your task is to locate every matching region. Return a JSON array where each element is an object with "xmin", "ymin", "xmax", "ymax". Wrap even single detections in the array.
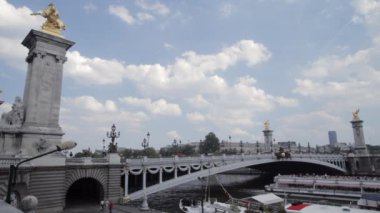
[
  {"xmin": 264, "ymin": 120, "xmax": 270, "ymax": 130},
  {"xmin": 31, "ymin": 3, "xmax": 66, "ymax": 37},
  {"xmin": 352, "ymin": 108, "xmax": 360, "ymax": 121}
]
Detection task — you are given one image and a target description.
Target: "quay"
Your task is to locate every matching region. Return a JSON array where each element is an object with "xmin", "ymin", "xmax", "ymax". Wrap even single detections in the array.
[{"xmin": 63, "ymin": 204, "xmax": 165, "ymax": 213}]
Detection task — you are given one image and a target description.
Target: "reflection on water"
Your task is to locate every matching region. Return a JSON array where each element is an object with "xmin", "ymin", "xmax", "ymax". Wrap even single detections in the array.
[{"xmin": 130, "ymin": 174, "xmax": 273, "ymax": 213}]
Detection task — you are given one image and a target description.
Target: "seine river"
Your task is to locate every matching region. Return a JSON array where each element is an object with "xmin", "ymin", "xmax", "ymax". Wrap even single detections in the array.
[{"xmin": 129, "ymin": 173, "xmax": 273, "ymax": 212}]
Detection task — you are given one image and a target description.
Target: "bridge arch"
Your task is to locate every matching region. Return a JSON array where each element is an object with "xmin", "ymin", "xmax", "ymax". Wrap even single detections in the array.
[
  {"xmin": 64, "ymin": 169, "xmax": 107, "ymax": 208},
  {"xmin": 127, "ymin": 156, "xmax": 346, "ymax": 200}
]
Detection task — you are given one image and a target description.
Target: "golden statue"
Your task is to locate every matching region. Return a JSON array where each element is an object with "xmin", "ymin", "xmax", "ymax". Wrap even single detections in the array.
[
  {"xmin": 264, "ymin": 120, "xmax": 270, "ymax": 130},
  {"xmin": 31, "ymin": 3, "xmax": 66, "ymax": 37},
  {"xmin": 352, "ymin": 108, "xmax": 360, "ymax": 121}
]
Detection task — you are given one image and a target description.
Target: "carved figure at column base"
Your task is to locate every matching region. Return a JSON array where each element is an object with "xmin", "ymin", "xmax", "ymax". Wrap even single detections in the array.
[{"xmin": 0, "ymin": 96, "xmax": 24, "ymax": 127}]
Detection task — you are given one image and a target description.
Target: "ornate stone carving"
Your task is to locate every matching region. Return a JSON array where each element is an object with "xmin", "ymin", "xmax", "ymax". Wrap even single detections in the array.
[
  {"xmin": 55, "ymin": 55, "xmax": 67, "ymax": 64},
  {"xmin": 264, "ymin": 120, "xmax": 270, "ymax": 130},
  {"xmin": 34, "ymin": 138, "xmax": 50, "ymax": 152},
  {"xmin": 0, "ymin": 96, "xmax": 24, "ymax": 126},
  {"xmin": 352, "ymin": 108, "xmax": 360, "ymax": 121},
  {"xmin": 26, "ymin": 50, "xmax": 47, "ymax": 63}
]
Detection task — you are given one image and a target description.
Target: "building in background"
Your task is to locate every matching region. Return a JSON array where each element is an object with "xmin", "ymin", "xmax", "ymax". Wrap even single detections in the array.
[{"xmin": 328, "ymin": 131, "xmax": 338, "ymax": 146}]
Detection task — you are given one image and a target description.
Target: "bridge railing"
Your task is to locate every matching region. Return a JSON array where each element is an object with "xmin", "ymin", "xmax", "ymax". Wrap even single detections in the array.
[
  {"xmin": 65, "ymin": 157, "xmax": 109, "ymax": 165},
  {"xmin": 0, "ymin": 157, "xmax": 25, "ymax": 167},
  {"xmin": 125, "ymin": 153, "xmax": 344, "ymax": 167}
]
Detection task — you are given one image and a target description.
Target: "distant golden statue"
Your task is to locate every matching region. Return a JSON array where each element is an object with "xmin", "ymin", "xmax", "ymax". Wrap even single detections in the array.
[
  {"xmin": 31, "ymin": 3, "xmax": 66, "ymax": 37},
  {"xmin": 352, "ymin": 108, "xmax": 360, "ymax": 121},
  {"xmin": 264, "ymin": 120, "xmax": 270, "ymax": 130}
]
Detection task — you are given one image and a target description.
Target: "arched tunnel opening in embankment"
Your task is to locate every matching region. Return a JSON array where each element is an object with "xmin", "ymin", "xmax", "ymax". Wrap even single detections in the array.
[
  {"xmin": 65, "ymin": 177, "xmax": 104, "ymax": 209},
  {"xmin": 249, "ymin": 161, "xmax": 346, "ymax": 176}
]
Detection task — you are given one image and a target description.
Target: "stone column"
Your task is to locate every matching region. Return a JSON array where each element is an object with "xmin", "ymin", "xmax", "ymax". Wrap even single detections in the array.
[
  {"xmin": 124, "ymin": 170, "xmax": 129, "ymax": 197},
  {"xmin": 20, "ymin": 30, "xmax": 74, "ymax": 156},
  {"xmin": 142, "ymin": 169, "xmax": 146, "ymax": 190},
  {"xmin": 351, "ymin": 119, "xmax": 368, "ymax": 155},
  {"xmin": 159, "ymin": 167, "xmax": 163, "ymax": 184},
  {"xmin": 263, "ymin": 129, "xmax": 273, "ymax": 153}
]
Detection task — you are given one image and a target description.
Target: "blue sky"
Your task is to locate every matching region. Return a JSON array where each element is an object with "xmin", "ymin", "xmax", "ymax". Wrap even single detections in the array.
[{"xmin": 0, "ymin": 0, "xmax": 379, "ymax": 153}]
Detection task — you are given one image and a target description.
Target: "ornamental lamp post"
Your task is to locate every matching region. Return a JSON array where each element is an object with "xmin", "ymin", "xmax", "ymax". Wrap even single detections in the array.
[
  {"xmin": 0, "ymin": 90, "xmax": 4, "ymax": 106},
  {"xmin": 240, "ymin": 140, "xmax": 244, "ymax": 154},
  {"xmin": 106, "ymin": 124, "xmax": 120, "ymax": 153},
  {"xmin": 141, "ymin": 138, "xmax": 149, "ymax": 149},
  {"xmin": 256, "ymin": 141, "xmax": 259, "ymax": 154},
  {"xmin": 5, "ymin": 141, "xmax": 77, "ymax": 204},
  {"xmin": 102, "ymin": 139, "xmax": 106, "ymax": 157},
  {"xmin": 172, "ymin": 139, "xmax": 178, "ymax": 148},
  {"xmin": 229, "ymin": 135, "xmax": 232, "ymax": 150}
]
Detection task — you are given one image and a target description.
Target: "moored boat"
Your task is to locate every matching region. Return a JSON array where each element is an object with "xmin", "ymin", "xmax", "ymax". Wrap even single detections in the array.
[
  {"xmin": 285, "ymin": 202, "xmax": 379, "ymax": 213},
  {"xmin": 179, "ymin": 198, "xmax": 247, "ymax": 213}
]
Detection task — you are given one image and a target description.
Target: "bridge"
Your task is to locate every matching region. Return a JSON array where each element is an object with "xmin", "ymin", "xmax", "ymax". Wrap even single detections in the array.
[
  {"xmin": 124, "ymin": 153, "xmax": 346, "ymax": 201},
  {"xmin": 0, "ymin": 152, "xmax": 346, "ymax": 212}
]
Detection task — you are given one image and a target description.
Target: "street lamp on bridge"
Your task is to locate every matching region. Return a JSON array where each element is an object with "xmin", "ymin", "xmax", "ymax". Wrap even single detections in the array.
[
  {"xmin": 0, "ymin": 90, "xmax": 4, "ymax": 106},
  {"xmin": 102, "ymin": 139, "xmax": 106, "ymax": 157},
  {"xmin": 172, "ymin": 139, "xmax": 178, "ymax": 148},
  {"xmin": 147, "ymin": 132, "xmax": 150, "ymax": 145},
  {"xmin": 106, "ymin": 124, "xmax": 120, "ymax": 153},
  {"xmin": 142, "ymin": 132, "xmax": 150, "ymax": 149},
  {"xmin": 229, "ymin": 135, "xmax": 232, "ymax": 150},
  {"xmin": 5, "ymin": 141, "xmax": 77, "ymax": 204},
  {"xmin": 240, "ymin": 140, "xmax": 244, "ymax": 154}
]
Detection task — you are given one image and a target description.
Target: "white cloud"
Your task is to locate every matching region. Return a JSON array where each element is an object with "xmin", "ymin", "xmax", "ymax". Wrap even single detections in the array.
[
  {"xmin": 108, "ymin": 5, "xmax": 135, "ymax": 25},
  {"xmin": 219, "ymin": 3, "xmax": 235, "ymax": 18},
  {"xmin": 278, "ymin": 111, "xmax": 346, "ymax": 146},
  {"xmin": 65, "ymin": 51, "xmax": 126, "ymax": 85},
  {"xmin": 60, "ymin": 95, "xmax": 149, "ymax": 150},
  {"xmin": 109, "ymin": 1, "xmax": 170, "ymax": 25},
  {"xmin": 0, "ymin": 102, "xmax": 11, "ymax": 115},
  {"xmin": 136, "ymin": 0, "xmax": 170, "ymax": 16},
  {"xmin": 187, "ymin": 95, "xmax": 210, "ymax": 108},
  {"xmin": 137, "ymin": 12, "xmax": 155, "ymax": 21},
  {"xmin": 164, "ymin": 42, "xmax": 174, "ymax": 50},
  {"xmin": 0, "ymin": 37, "xmax": 28, "ymax": 69},
  {"xmin": 0, "ymin": 0, "xmax": 43, "ymax": 69},
  {"xmin": 119, "ymin": 97, "xmax": 182, "ymax": 116},
  {"xmin": 63, "ymin": 96, "xmax": 117, "ymax": 113},
  {"xmin": 351, "ymin": 0, "xmax": 380, "ymax": 37},
  {"xmin": 83, "ymin": 3, "xmax": 97, "ymax": 13},
  {"xmin": 230, "ymin": 128, "xmax": 249, "ymax": 136},
  {"xmin": 167, "ymin": 130, "xmax": 180, "ymax": 140},
  {"xmin": 301, "ymin": 50, "xmax": 371, "ymax": 79},
  {"xmin": 294, "ymin": 47, "xmax": 380, "ymax": 107},
  {"xmin": 0, "ymin": 0, "xmax": 42, "ymax": 36},
  {"xmin": 63, "ymin": 40, "xmax": 271, "ymax": 94},
  {"xmin": 275, "ymin": 96, "xmax": 299, "ymax": 107},
  {"xmin": 186, "ymin": 112, "xmax": 205, "ymax": 122}
]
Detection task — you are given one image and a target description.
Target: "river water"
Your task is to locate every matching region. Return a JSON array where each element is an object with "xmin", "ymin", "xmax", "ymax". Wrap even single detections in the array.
[{"xmin": 129, "ymin": 173, "xmax": 273, "ymax": 212}]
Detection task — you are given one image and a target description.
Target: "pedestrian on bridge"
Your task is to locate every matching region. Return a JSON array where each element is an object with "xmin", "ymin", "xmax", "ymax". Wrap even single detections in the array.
[
  {"xmin": 100, "ymin": 200, "xmax": 104, "ymax": 211},
  {"xmin": 108, "ymin": 200, "xmax": 113, "ymax": 213}
]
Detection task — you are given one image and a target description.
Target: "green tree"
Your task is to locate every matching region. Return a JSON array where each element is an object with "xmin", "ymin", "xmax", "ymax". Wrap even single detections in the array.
[
  {"xmin": 199, "ymin": 132, "xmax": 220, "ymax": 154},
  {"xmin": 122, "ymin": 148, "xmax": 135, "ymax": 158},
  {"xmin": 141, "ymin": 147, "xmax": 159, "ymax": 158},
  {"xmin": 181, "ymin": 144, "xmax": 196, "ymax": 156},
  {"xmin": 74, "ymin": 149, "xmax": 92, "ymax": 158}
]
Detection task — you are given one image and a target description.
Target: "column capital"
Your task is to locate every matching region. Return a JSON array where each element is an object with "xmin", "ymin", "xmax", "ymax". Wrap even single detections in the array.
[{"xmin": 25, "ymin": 50, "xmax": 47, "ymax": 63}]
